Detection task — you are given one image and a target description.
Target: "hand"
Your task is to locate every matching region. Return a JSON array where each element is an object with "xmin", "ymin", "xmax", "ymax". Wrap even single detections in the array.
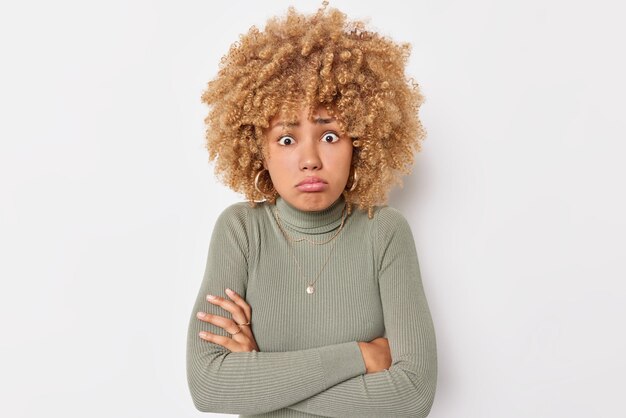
[
  {"xmin": 358, "ymin": 337, "xmax": 391, "ymax": 374},
  {"xmin": 196, "ymin": 288, "xmax": 260, "ymax": 352}
]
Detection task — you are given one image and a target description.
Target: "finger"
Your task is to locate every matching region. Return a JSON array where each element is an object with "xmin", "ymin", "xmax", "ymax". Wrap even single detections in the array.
[
  {"xmin": 206, "ymin": 294, "xmax": 247, "ymax": 324},
  {"xmin": 196, "ymin": 311, "xmax": 242, "ymax": 335},
  {"xmin": 198, "ymin": 331, "xmax": 256, "ymax": 353},
  {"xmin": 198, "ymin": 331, "xmax": 239, "ymax": 351},
  {"xmin": 206, "ymin": 295, "xmax": 245, "ymax": 319},
  {"xmin": 197, "ymin": 315, "xmax": 251, "ymax": 350},
  {"xmin": 224, "ymin": 288, "xmax": 252, "ymax": 322}
]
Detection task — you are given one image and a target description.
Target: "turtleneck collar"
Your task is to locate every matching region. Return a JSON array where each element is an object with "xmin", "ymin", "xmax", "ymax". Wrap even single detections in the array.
[{"xmin": 273, "ymin": 194, "xmax": 347, "ymax": 235}]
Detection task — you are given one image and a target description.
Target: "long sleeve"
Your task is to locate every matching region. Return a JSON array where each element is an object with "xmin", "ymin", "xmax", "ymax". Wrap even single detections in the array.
[
  {"xmin": 286, "ymin": 207, "xmax": 438, "ymax": 417},
  {"xmin": 186, "ymin": 203, "xmax": 367, "ymax": 415}
]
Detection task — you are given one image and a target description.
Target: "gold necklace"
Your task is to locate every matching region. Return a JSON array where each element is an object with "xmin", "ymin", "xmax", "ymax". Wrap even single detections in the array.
[
  {"xmin": 272, "ymin": 203, "xmax": 347, "ymax": 294},
  {"xmin": 291, "ymin": 234, "xmax": 342, "ymax": 294}
]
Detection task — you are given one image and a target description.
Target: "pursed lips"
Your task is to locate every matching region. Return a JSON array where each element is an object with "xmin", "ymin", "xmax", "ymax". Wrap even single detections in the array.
[{"xmin": 296, "ymin": 177, "xmax": 327, "ymax": 186}]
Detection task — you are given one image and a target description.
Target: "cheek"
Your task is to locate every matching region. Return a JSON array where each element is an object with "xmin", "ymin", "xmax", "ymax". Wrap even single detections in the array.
[
  {"xmin": 265, "ymin": 151, "xmax": 297, "ymax": 183},
  {"xmin": 267, "ymin": 151, "xmax": 296, "ymax": 170},
  {"xmin": 324, "ymin": 146, "xmax": 353, "ymax": 171}
]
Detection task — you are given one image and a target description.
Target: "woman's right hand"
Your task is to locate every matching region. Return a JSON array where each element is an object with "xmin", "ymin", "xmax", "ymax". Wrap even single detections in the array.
[{"xmin": 358, "ymin": 337, "xmax": 392, "ymax": 374}]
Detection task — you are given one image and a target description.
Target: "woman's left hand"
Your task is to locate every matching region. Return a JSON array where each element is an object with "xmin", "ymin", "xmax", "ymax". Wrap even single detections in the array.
[{"xmin": 196, "ymin": 288, "xmax": 260, "ymax": 352}]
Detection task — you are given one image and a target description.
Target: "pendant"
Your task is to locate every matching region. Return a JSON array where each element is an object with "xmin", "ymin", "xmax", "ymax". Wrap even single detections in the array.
[{"xmin": 306, "ymin": 284, "xmax": 315, "ymax": 294}]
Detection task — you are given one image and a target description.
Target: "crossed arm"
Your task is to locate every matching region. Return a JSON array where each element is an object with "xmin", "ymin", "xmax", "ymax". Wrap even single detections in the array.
[
  {"xmin": 187, "ymin": 204, "xmax": 367, "ymax": 415},
  {"xmin": 186, "ymin": 204, "xmax": 437, "ymax": 416}
]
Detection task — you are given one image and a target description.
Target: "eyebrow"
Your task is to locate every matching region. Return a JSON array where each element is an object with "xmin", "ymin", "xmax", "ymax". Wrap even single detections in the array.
[{"xmin": 269, "ymin": 117, "xmax": 335, "ymax": 130}]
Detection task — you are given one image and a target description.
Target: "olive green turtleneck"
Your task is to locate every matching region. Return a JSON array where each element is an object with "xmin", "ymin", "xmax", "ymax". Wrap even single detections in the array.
[{"xmin": 186, "ymin": 195, "xmax": 437, "ymax": 417}]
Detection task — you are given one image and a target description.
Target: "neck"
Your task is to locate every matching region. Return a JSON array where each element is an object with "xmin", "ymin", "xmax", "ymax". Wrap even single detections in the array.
[{"xmin": 274, "ymin": 195, "xmax": 347, "ymax": 234}]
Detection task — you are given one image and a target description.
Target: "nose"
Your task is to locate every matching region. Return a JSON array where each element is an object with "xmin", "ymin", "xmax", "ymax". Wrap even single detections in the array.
[{"xmin": 299, "ymin": 140, "xmax": 322, "ymax": 171}]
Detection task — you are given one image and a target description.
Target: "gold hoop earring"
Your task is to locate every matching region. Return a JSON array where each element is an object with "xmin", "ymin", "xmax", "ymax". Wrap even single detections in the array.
[
  {"xmin": 346, "ymin": 169, "xmax": 359, "ymax": 192},
  {"xmin": 254, "ymin": 168, "xmax": 273, "ymax": 196}
]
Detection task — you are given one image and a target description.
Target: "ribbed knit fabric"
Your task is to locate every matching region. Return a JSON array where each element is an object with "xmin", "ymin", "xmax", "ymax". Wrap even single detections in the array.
[{"xmin": 186, "ymin": 194, "xmax": 437, "ymax": 417}]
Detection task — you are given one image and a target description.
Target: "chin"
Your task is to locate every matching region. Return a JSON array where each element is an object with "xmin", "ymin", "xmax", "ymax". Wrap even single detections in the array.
[{"xmin": 295, "ymin": 193, "xmax": 337, "ymax": 211}]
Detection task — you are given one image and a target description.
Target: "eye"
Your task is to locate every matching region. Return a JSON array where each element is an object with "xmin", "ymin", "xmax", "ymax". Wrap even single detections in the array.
[
  {"xmin": 277, "ymin": 135, "xmax": 295, "ymax": 146},
  {"xmin": 322, "ymin": 132, "xmax": 340, "ymax": 143}
]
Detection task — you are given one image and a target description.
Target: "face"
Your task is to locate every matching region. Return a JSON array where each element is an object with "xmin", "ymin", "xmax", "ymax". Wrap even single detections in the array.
[{"xmin": 262, "ymin": 105, "xmax": 353, "ymax": 212}]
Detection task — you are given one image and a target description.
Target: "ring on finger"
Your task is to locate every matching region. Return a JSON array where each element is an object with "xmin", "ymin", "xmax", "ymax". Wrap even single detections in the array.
[{"xmin": 229, "ymin": 324, "xmax": 243, "ymax": 335}]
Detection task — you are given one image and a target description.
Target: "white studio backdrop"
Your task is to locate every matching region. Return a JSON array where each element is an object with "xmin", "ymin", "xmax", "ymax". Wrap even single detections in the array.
[{"xmin": 1, "ymin": 0, "xmax": 624, "ymax": 417}]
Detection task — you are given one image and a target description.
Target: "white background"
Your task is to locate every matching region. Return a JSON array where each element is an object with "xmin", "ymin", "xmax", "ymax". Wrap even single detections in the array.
[{"xmin": 1, "ymin": 0, "xmax": 624, "ymax": 417}]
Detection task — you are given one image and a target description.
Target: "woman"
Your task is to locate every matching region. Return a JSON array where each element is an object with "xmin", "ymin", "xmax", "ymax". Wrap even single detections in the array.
[{"xmin": 186, "ymin": 3, "xmax": 437, "ymax": 417}]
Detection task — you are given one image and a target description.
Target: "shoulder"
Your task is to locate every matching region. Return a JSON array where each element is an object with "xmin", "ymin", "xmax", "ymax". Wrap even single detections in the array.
[
  {"xmin": 370, "ymin": 205, "xmax": 413, "ymax": 237},
  {"xmin": 215, "ymin": 201, "xmax": 249, "ymax": 223},
  {"xmin": 348, "ymin": 203, "xmax": 413, "ymax": 245},
  {"xmin": 216, "ymin": 201, "xmax": 250, "ymax": 222},
  {"xmin": 365, "ymin": 205, "xmax": 416, "ymax": 256},
  {"xmin": 212, "ymin": 201, "xmax": 253, "ymax": 241},
  {"xmin": 348, "ymin": 202, "xmax": 411, "ymax": 232},
  {"xmin": 373, "ymin": 205, "xmax": 409, "ymax": 226},
  {"xmin": 213, "ymin": 199, "xmax": 273, "ymax": 235}
]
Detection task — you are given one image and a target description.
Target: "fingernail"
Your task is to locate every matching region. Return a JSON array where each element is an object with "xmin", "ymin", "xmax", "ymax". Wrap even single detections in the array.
[
  {"xmin": 207, "ymin": 294, "xmax": 215, "ymax": 300},
  {"xmin": 197, "ymin": 312, "xmax": 206, "ymax": 318},
  {"xmin": 225, "ymin": 288, "xmax": 233, "ymax": 294},
  {"xmin": 199, "ymin": 331, "xmax": 207, "ymax": 338}
]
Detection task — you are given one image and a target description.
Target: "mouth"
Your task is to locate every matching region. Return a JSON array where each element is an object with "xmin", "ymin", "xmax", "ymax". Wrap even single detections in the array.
[
  {"xmin": 296, "ymin": 176, "xmax": 327, "ymax": 186},
  {"xmin": 296, "ymin": 176, "xmax": 328, "ymax": 192}
]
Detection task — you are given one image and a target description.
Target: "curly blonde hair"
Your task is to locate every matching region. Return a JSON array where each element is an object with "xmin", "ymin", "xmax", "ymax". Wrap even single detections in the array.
[{"xmin": 201, "ymin": 3, "xmax": 426, "ymax": 219}]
